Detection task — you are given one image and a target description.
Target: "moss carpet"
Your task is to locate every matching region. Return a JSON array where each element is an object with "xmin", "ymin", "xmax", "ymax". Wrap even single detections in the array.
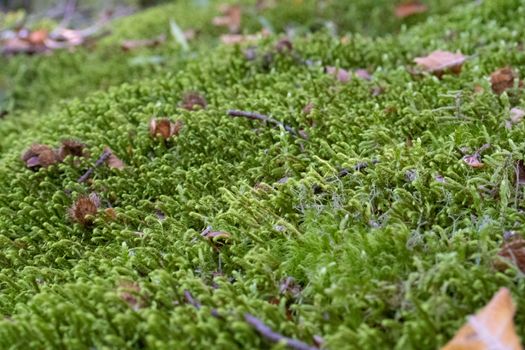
[{"xmin": 1, "ymin": 0, "xmax": 525, "ymax": 349}]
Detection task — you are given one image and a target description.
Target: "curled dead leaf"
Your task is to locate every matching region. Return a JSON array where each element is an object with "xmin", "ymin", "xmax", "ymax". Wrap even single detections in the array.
[
  {"xmin": 22, "ymin": 144, "xmax": 59, "ymax": 169},
  {"xmin": 490, "ymin": 67, "xmax": 518, "ymax": 95},
  {"xmin": 414, "ymin": 51, "xmax": 466, "ymax": 77},
  {"xmin": 212, "ymin": 4, "xmax": 242, "ymax": 33},
  {"xmin": 442, "ymin": 288, "xmax": 522, "ymax": 350},
  {"xmin": 394, "ymin": 1, "xmax": 428, "ymax": 18},
  {"xmin": 104, "ymin": 147, "xmax": 125, "ymax": 169},
  {"xmin": 494, "ymin": 235, "xmax": 525, "ymax": 273},
  {"xmin": 201, "ymin": 227, "xmax": 231, "ymax": 247}
]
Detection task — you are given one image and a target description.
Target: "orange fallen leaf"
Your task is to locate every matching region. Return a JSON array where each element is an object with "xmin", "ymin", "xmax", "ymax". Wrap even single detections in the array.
[
  {"xmin": 442, "ymin": 288, "xmax": 523, "ymax": 350},
  {"xmin": 395, "ymin": 1, "xmax": 428, "ymax": 18},
  {"xmin": 414, "ymin": 51, "xmax": 466, "ymax": 76}
]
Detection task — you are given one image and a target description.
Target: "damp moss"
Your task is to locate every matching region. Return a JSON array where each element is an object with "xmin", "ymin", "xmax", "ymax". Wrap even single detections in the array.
[{"xmin": 0, "ymin": 0, "xmax": 525, "ymax": 349}]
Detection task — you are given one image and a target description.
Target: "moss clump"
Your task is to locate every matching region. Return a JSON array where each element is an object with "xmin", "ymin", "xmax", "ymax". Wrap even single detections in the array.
[{"xmin": 1, "ymin": 0, "xmax": 525, "ymax": 349}]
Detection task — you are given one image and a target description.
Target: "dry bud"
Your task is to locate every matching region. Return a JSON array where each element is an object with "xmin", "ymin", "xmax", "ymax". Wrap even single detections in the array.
[
  {"xmin": 69, "ymin": 193, "xmax": 101, "ymax": 226},
  {"xmin": 58, "ymin": 139, "xmax": 87, "ymax": 161},
  {"xmin": 149, "ymin": 118, "xmax": 184, "ymax": 139},
  {"xmin": 180, "ymin": 92, "xmax": 207, "ymax": 111}
]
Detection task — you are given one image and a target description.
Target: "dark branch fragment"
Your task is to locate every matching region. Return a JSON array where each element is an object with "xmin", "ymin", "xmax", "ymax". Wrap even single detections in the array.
[
  {"xmin": 227, "ymin": 110, "xmax": 306, "ymax": 139},
  {"xmin": 244, "ymin": 313, "xmax": 318, "ymax": 350},
  {"xmin": 77, "ymin": 149, "xmax": 112, "ymax": 183}
]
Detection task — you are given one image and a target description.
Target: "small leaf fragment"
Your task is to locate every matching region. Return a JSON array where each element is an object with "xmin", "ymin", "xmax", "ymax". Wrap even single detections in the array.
[
  {"xmin": 326, "ymin": 66, "xmax": 350, "ymax": 83},
  {"xmin": 212, "ymin": 4, "xmax": 242, "ymax": 33},
  {"xmin": 104, "ymin": 148, "xmax": 126, "ymax": 170},
  {"xmin": 414, "ymin": 51, "xmax": 466, "ymax": 76},
  {"xmin": 463, "ymin": 154, "xmax": 484, "ymax": 168}
]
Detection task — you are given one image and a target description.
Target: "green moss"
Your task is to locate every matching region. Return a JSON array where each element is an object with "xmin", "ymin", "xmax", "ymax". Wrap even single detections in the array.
[{"xmin": 1, "ymin": 0, "xmax": 525, "ymax": 349}]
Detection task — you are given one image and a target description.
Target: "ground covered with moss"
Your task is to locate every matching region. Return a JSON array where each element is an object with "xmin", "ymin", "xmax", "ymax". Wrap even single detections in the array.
[{"xmin": 1, "ymin": 0, "xmax": 525, "ymax": 349}]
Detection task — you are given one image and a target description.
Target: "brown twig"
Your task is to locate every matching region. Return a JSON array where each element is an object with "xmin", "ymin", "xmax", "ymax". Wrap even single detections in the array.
[
  {"xmin": 77, "ymin": 149, "xmax": 111, "ymax": 183},
  {"xmin": 227, "ymin": 110, "xmax": 305, "ymax": 139},
  {"xmin": 244, "ymin": 313, "xmax": 318, "ymax": 350},
  {"xmin": 183, "ymin": 290, "xmax": 221, "ymax": 318}
]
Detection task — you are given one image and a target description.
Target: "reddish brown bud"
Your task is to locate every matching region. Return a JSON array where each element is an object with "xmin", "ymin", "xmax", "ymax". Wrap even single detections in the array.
[
  {"xmin": 180, "ymin": 92, "xmax": 207, "ymax": 111},
  {"xmin": 69, "ymin": 193, "xmax": 100, "ymax": 226},
  {"xmin": 58, "ymin": 139, "xmax": 87, "ymax": 161},
  {"xmin": 149, "ymin": 118, "xmax": 184, "ymax": 139}
]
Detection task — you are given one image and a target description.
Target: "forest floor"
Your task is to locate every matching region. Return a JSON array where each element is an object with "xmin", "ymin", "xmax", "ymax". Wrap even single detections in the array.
[{"xmin": 0, "ymin": 1, "xmax": 524, "ymax": 349}]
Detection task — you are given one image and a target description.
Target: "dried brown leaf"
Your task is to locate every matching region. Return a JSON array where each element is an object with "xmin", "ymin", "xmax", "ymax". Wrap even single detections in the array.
[
  {"xmin": 491, "ymin": 67, "xmax": 518, "ymax": 95},
  {"xmin": 494, "ymin": 235, "xmax": 525, "ymax": 273},
  {"xmin": 442, "ymin": 288, "xmax": 523, "ymax": 350},
  {"xmin": 58, "ymin": 139, "xmax": 87, "ymax": 161},
  {"xmin": 104, "ymin": 147, "xmax": 126, "ymax": 170},
  {"xmin": 414, "ymin": 51, "xmax": 466, "ymax": 76},
  {"xmin": 212, "ymin": 4, "xmax": 242, "ymax": 33},
  {"xmin": 394, "ymin": 1, "xmax": 428, "ymax": 18},
  {"xmin": 21, "ymin": 144, "xmax": 59, "ymax": 169}
]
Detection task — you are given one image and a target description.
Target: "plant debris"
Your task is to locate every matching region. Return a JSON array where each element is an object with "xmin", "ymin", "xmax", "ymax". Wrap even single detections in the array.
[
  {"xmin": 118, "ymin": 281, "xmax": 146, "ymax": 310},
  {"xmin": 244, "ymin": 313, "xmax": 318, "ymax": 350},
  {"xmin": 494, "ymin": 235, "xmax": 525, "ymax": 273},
  {"xmin": 325, "ymin": 66, "xmax": 351, "ymax": 83},
  {"xmin": 394, "ymin": 1, "xmax": 428, "ymax": 18},
  {"xmin": 21, "ymin": 144, "xmax": 59, "ymax": 169},
  {"xmin": 227, "ymin": 109, "xmax": 306, "ymax": 139},
  {"xmin": 212, "ymin": 4, "xmax": 242, "ymax": 33},
  {"xmin": 149, "ymin": 118, "xmax": 184, "ymax": 139},
  {"xmin": 180, "ymin": 92, "xmax": 207, "ymax": 111},
  {"xmin": 121, "ymin": 35, "xmax": 166, "ymax": 51},
  {"xmin": 77, "ymin": 148, "xmax": 112, "ymax": 183},
  {"xmin": 58, "ymin": 139, "xmax": 88, "ymax": 161},
  {"xmin": 442, "ymin": 288, "xmax": 522, "ymax": 350},
  {"xmin": 491, "ymin": 67, "xmax": 520, "ymax": 95},
  {"xmin": 105, "ymin": 147, "xmax": 126, "ymax": 170},
  {"xmin": 68, "ymin": 193, "xmax": 101, "ymax": 226},
  {"xmin": 414, "ymin": 51, "xmax": 466, "ymax": 76}
]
